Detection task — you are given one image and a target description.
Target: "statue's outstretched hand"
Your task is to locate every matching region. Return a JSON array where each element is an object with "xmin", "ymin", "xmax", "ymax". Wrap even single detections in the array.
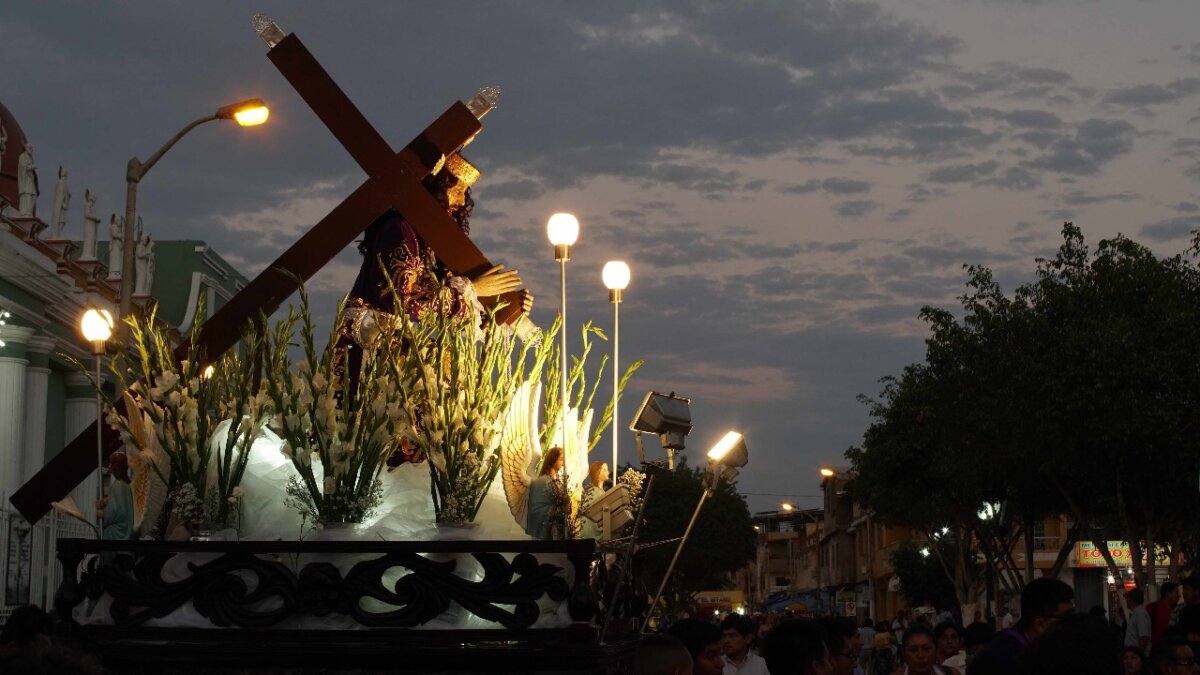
[{"xmin": 471, "ymin": 264, "xmax": 523, "ymax": 297}]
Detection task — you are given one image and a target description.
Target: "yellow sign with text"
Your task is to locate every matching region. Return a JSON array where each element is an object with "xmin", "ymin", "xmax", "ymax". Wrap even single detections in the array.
[{"xmin": 1075, "ymin": 541, "xmax": 1170, "ymax": 568}]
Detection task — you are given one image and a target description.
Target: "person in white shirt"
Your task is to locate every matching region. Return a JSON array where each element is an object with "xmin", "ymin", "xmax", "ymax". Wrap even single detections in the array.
[
  {"xmin": 720, "ymin": 613, "xmax": 770, "ymax": 675},
  {"xmin": 1124, "ymin": 588, "xmax": 1152, "ymax": 650}
]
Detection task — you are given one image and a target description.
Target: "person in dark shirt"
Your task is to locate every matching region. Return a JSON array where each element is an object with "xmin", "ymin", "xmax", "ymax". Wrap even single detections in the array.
[{"xmin": 967, "ymin": 578, "xmax": 1075, "ymax": 675}]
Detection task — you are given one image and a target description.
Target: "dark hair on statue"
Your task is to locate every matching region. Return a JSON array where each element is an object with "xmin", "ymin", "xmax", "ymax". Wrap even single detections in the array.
[{"xmin": 539, "ymin": 447, "xmax": 564, "ymax": 477}]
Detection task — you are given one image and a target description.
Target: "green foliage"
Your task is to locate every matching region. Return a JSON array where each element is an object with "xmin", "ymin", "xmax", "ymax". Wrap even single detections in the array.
[
  {"xmin": 891, "ymin": 541, "xmax": 958, "ymax": 611},
  {"xmin": 849, "ymin": 224, "xmax": 1200, "ymax": 591}
]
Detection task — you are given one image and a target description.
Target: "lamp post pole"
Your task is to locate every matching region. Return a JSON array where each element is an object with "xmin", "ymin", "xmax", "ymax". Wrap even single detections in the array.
[
  {"xmin": 547, "ymin": 214, "xmax": 579, "ymax": 449},
  {"xmin": 603, "ymin": 260, "xmax": 629, "ymax": 477},
  {"xmin": 117, "ymin": 99, "xmax": 269, "ymax": 326},
  {"xmin": 94, "ymin": 350, "xmax": 104, "ymax": 533},
  {"xmin": 119, "ymin": 114, "xmax": 219, "ymax": 322}
]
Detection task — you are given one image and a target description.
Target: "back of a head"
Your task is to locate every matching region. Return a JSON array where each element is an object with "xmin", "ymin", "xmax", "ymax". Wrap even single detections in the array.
[
  {"xmin": 1020, "ymin": 578, "xmax": 1074, "ymax": 626},
  {"xmin": 1179, "ymin": 604, "xmax": 1200, "ymax": 637},
  {"xmin": 1162, "ymin": 582, "xmax": 1180, "ymax": 598},
  {"xmin": 817, "ymin": 617, "xmax": 855, "ymax": 655},
  {"xmin": 721, "ymin": 612, "xmax": 755, "ymax": 637},
  {"xmin": 963, "ymin": 621, "xmax": 996, "ymax": 649},
  {"xmin": 1127, "ymin": 588, "xmax": 1146, "ymax": 607},
  {"xmin": 0, "ymin": 604, "xmax": 52, "ymax": 648},
  {"xmin": 667, "ymin": 619, "xmax": 723, "ymax": 662},
  {"xmin": 1016, "ymin": 613, "xmax": 1121, "ymax": 675},
  {"xmin": 761, "ymin": 618, "xmax": 828, "ymax": 675},
  {"xmin": 636, "ymin": 634, "xmax": 693, "ymax": 675}
]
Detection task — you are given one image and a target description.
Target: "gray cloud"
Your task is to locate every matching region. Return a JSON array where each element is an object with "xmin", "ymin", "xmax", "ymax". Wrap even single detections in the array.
[
  {"xmin": 1058, "ymin": 189, "xmax": 1139, "ymax": 205},
  {"xmin": 1102, "ymin": 78, "xmax": 1200, "ymax": 107},
  {"xmin": 926, "ymin": 160, "xmax": 999, "ymax": 183},
  {"xmin": 972, "ymin": 107, "xmax": 1064, "ymax": 129},
  {"xmin": 836, "ymin": 200, "xmax": 879, "ymax": 218},
  {"xmin": 477, "ymin": 178, "xmax": 545, "ymax": 201},
  {"xmin": 781, "ymin": 177, "xmax": 871, "ymax": 195},
  {"xmin": 979, "ymin": 166, "xmax": 1042, "ymax": 190},
  {"xmin": 1022, "ymin": 118, "xmax": 1137, "ymax": 175},
  {"xmin": 1142, "ymin": 215, "xmax": 1200, "ymax": 241}
]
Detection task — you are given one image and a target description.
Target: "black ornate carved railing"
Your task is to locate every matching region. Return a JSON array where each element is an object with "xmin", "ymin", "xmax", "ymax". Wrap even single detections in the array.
[{"xmin": 55, "ymin": 538, "xmax": 597, "ymax": 634}]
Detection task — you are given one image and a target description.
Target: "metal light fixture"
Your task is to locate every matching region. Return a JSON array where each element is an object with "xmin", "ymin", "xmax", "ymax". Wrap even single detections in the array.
[
  {"xmin": 820, "ymin": 467, "xmax": 836, "ymax": 478},
  {"xmin": 629, "ymin": 391, "xmax": 692, "ymax": 468},
  {"xmin": 80, "ymin": 307, "xmax": 114, "ymax": 533},
  {"xmin": 643, "ymin": 429, "xmax": 750, "ymax": 633},
  {"xmin": 119, "ymin": 96, "xmax": 270, "ymax": 328},
  {"xmin": 707, "ymin": 430, "xmax": 748, "ymax": 469},
  {"xmin": 547, "ymin": 213, "xmax": 579, "ymax": 449},
  {"xmin": 216, "ymin": 99, "xmax": 270, "ymax": 127},
  {"xmin": 603, "ymin": 260, "xmax": 631, "ymax": 475}
]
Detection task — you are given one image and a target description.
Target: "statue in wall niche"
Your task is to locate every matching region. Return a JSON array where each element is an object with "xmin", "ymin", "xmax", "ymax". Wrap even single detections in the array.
[
  {"xmin": 107, "ymin": 214, "xmax": 123, "ymax": 279},
  {"xmin": 80, "ymin": 189, "xmax": 99, "ymax": 260},
  {"xmin": 51, "ymin": 166, "xmax": 70, "ymax": 239},
  {"xmin": 134, "ymin": 233, "xmax": 154, "ymax": 295},
  {"xmin": 17, "ymin": 143, "xmax": 37, "ymax": 217}
]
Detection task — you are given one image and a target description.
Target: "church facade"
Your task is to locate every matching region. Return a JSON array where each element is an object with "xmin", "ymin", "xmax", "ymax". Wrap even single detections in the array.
[{"xmin": 0, "ymin": 101, "xmax": 248, "ymax": 621}]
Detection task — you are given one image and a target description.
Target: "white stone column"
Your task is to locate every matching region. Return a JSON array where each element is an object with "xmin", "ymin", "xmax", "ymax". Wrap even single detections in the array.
[
  {"xmin": 0, "ymin": 325, "xmax": 35, "ymax": 508},
  {"xmin": 22, "ymin": 336, "xmax": 54, "ymax": 485},
  {"xmin": 64, "ymin": 371, "xmax": 100, "ymax": 510}
]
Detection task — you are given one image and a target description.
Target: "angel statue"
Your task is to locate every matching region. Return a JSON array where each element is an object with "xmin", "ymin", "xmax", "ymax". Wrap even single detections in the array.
[{"xmin": 500, "ymin": 380, "xmax": 594, "ymax": 539}]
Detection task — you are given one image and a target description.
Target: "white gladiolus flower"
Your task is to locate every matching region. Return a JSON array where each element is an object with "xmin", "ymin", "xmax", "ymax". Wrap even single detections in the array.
[
  {"xmin": 311, "ymin": 373, "xmax": 327, "ymax": 392},
  {"xmin": 284, "ymin": 413, "xmax": 300, "ymax": 432},
  {"xmin": 167, "ymin": 391, "xmax": 181, "ymax": 408},
  {"xmin": 231, "ymin": 486, "xmax": 246, "ymax": 499},
  {"xmin": 158, "ymin": 371, "xmax": 179, "ymax": 391}
]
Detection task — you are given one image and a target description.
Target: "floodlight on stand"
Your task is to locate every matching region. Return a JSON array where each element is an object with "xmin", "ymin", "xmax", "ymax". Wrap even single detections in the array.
[
  {"xmin": 630, "ymin": 391, "xmax": 692, "ymax": 468},
  {"xmin": 707, "ymin": 431, "xmax": 747, "ymax": 468}
]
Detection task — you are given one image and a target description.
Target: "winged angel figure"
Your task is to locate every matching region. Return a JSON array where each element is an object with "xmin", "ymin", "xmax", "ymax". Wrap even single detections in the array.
[
  {"xmin": 500, "ymin": 381, "xmax": 593, "ymax": 537},
  {"xmin": 121, "ymin": 393, "xmax": 170, "ymax": 537}
]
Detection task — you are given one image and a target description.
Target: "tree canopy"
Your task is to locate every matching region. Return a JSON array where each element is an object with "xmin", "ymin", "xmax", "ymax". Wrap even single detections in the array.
[{"xmin": 848, "ymin": 224, "xmax": 1200, "ymax": 594}]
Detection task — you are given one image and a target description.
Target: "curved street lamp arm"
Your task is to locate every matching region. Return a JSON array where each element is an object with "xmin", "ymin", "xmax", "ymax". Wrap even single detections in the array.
[{"xmin": 126, "ymin": 113, "xmax": 220, "ymax": 183}]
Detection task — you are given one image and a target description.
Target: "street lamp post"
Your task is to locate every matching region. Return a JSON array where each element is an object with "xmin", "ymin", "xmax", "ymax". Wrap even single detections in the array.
[
  {"xmin": 547, "ymin": 213, "xmax": 579, "ymax": 448},
  {"xmin": 119, "ymin": 99, "xmax": 269, "ymax": 323},
  {"xmin": 80, "ymin": 308, "xmax": 113, "ymax": 533},
  {"xmin": 602, "ymin": 261, "xmax": 630, "ymax": 477}
]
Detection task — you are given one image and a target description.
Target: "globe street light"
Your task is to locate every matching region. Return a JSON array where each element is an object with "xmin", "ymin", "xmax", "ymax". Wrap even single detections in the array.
[
  {"xmin": 547, "ymin": 213, "xmax": 579, "ymax": 449},
  {"xmin": 80, "ymin": 307, "xmax": 113, "ymax": 532},
  {"xmin": 119, "ymin": 98, "xmax": 269, "ymax": 324},
  {"xmin": 602, "ymin": 260, "xmax": 630, "ymax": 477}
]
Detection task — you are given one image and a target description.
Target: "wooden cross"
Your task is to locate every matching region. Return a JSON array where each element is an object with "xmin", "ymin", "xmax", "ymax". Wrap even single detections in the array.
[{"xmin": 10, "ymin": 26, "xmax": 529, "ymax": 523}]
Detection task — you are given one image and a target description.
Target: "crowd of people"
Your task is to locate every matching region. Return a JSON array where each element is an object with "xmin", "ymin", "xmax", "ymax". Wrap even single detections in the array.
[{"xmin": 637, "ymin": 578, "xmax": 1200, "ymax": 675}]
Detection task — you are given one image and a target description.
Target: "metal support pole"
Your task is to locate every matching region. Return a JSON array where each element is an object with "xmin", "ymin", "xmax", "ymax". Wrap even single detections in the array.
[
  {"xmin": 558, "ymin": 258, "xmax": 569, "ymax": 447},
  {"xmin": 642, "ymin": 470, "xmax": 716, "ymax": 632},
  {"xmin": 611, "ymin": 296, "xmax": 619, "ymax": 475},
  {"xmin": 95, "ymin": 353, "xmax": 104, "ymax": 535}
]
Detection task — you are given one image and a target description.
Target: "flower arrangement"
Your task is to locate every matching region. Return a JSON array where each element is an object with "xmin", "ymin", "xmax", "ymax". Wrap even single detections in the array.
[
  {"xmin": 260, "ymin": 284, "xmax": 408, "ymax": 525},
  {"xmin": 72, "ymin": 300, "xmax": 266, "ymax": 532},
  {"xmin": 385, "ymin": 277, "xmax": 548, "ymax": 525}
]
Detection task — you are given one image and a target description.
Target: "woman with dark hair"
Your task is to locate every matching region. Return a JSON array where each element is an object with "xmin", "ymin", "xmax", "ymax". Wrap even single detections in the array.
[
  {"xmin": 579, "ymin": 460, "xmax": 610, "ymax": 540},
  {"xmin": 525, "ymin": 447, "xmax": 566, "ymax": 539},
  {"xmin": 897, "ymin": 624, "xmax": 958, "ymax": 675},
  {"xmin": 95, "ymin": 451, "xmax": 133, "ymax": 542}
]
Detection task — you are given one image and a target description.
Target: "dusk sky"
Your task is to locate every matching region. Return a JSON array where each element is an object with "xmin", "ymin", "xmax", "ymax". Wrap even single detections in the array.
[{"xmin": 5, "ymin": 1, "xmax": 1200, "ymax": 513}]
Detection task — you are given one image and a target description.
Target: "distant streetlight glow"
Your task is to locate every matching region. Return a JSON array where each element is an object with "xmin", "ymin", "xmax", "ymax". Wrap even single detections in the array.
[
  {"xmin": 780, "ymin": 502, "xmax": 795, "ymax": 512},
  {"xmin": 820, "ymin": 467, "xmax": 836, "ymax": 478}
]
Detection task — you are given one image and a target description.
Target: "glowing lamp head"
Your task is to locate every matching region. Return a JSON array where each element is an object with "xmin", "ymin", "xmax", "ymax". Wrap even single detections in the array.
[
  {"xmin": 707, "ymin": 431, "xmax": 748, "ymax": 468},
  {"xmin": 780, "ymin": 502, "xmax": 794, "ymax": 512},
  {"xmin": 603, "ymin": 261, "xmax": 631, "ymax": 290},
  {"xmin": 202, "ymin": 365, "xmax": 216, "ymax": 380},
  {"xmin": 81, "ymin": 308, "xmax": 114, "ymax": 354},
  {"xmin": 547, "ymin": 212, "xmax": 579, "ymax": 246},
  {"xmin": 217, "ymin": 99, "xmax": 270, "ymax": 127},
  {"xmin": 820, "ymin": 467, "xmax": 836, "ymax": 478}
]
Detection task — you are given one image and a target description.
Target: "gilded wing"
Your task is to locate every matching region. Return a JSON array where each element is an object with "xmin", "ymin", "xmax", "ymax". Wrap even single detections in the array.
[
  {"xmin": 500, "ymin": 380, "xmax": 543, "ymax": 527},
  {"xmin": 130, "ymin": 407, "xmax": 169, "ymax": 536}
]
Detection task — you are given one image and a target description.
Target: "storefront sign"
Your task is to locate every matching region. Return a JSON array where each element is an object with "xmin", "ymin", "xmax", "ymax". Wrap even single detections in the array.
[{"xmin": 1075, "ymin": 541, "xmax": 1169, "ymax": 568}]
